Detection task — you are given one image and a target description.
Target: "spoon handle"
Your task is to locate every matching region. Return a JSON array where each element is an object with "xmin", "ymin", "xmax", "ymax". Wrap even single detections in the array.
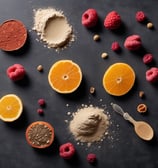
[
  {"xmin": 123, "ymin": 112, "xmax": 136, "ymax": 125},
  {"xmin": 111, "ymin": 103, "xmax": 125, "ymax": 116},
  {"xmin": 111, "ymin": 103, "xmax": 136, "ymax": 124}
]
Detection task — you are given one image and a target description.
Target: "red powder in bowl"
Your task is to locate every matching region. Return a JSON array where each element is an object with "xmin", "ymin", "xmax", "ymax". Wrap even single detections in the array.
[{"xmin": 0, "ymin": 19, "xmax": 27, "ymax": 51}]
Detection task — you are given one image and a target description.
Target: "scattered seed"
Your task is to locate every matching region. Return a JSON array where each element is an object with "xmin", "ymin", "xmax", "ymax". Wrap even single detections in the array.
[
  {"xmin": 90, "ymin": 87, "xmax": 95, "ymax": 94},
  {"xmin": 46, "ymin": 140, "xmax": 50, "ymax": 144},
  {"xmin": 147, "ymin": 22, "xmax": 154, "ymax": 29},
  {"xmin": 139, "ymin": 91, "xmax": 145, "ymax": 98},
  {"xmin": 93, "ymin": 34, "xmax": 100, "ymax": 41},
  {"xmin": 101, "ymin": 52, "xmax": 108, "ymax": 59},
  {"xmin": 37, "ymin": 65, "xmax": 43, "ymax": 72},
  {"xmin": 137, "ymin": 103, "xmax": 147, "ymax": 113}
]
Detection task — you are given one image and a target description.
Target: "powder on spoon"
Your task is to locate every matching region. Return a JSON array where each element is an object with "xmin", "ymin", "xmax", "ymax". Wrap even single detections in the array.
[
  {"xmin": 69, "ymin": 106, "xmax": 109, "ymax": 145},
  {"xmin": 33, "ymin": 8, "xmax": 74, "ymax": 50}
]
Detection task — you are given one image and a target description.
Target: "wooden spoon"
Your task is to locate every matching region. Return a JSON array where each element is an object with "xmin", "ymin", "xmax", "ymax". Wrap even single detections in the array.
[
  {"xmin": 123, "ymin": 113, "xmax": 154, "ymax": 141},
  {"xmin": 111, "ymin": 103, "xmax": 154, "ymax": 141}
]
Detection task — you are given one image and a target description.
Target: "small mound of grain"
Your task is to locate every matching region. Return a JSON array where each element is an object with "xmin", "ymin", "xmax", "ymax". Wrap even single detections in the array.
[{"xmin": 69, "ymin": 106, "xmax": 109, "ymax": 144}]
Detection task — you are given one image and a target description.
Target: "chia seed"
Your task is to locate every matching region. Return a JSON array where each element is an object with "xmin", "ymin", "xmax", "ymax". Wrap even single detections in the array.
[{"xmin": 28, "ymin": 123, "xmax": 52, "ymax": 147}]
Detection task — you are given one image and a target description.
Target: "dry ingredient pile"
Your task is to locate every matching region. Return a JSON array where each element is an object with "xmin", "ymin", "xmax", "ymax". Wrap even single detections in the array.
[
  {"xmin": 33, "ymin": 8, "xmax": 74, "ymax": 50},
  {"xmin": 69, "ymin": 106, "xmax": 109, "ymax": 145}
]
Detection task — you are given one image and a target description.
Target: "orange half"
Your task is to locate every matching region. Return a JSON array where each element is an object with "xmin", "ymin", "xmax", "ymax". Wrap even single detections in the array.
[
  {"xmin": 103, "ymin": 63, "xmax": 135, "ymax": 96},
  {"xmin": 48, "ymin": 60, "xmax": 82, "ymax": 93},
  {"xmin": 0, "ymin": 94, "xmax": 23, "ymax": 122}
]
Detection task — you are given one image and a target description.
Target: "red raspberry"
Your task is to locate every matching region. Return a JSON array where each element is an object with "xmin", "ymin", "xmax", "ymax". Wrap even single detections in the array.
[
  {"xmin": 7, "ymin": 64, "xmax": 26, "ymax": 81},
  {"xmin": 37, "ymin": 108, "xmax": 44, "ymax": 115},
  {"xmin": 59, "ymin": 142, "xmax": 75, "ymax": 159},
  {"xmin": 111, "ymin": 41, "xmax": 121, "ymax": 51},
  {"xmin": 81, "ymin": 9, "xmax": 98, "ymax": 28},
  {"xmin": 146, "ymin": 67, "xmax": 158, "ymax": 83},
  {"xmin": 38, "ymin": 98, "xmax": 46, "ymax": 107},
  {"xmin": 104, "ymin": 11, "xmax": 121, "ymax": 30},
  {"xmin": 136, "ymin": 11, "xmax": 146, "ymax": 22},
  {"xmin": 87, "ymin": 153, "xmax": 96, "ymax": 163},
  {"xmin": 143, "ymin": 54, "xmax": 153, "ymax": 64},
  {"xmin": 124, "ymin": 35, "xmax": 142, "ymax": 51}
]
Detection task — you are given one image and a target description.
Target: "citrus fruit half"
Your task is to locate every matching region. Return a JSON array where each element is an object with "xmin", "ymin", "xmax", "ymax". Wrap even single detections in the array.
[
  {"xmin": 102, "ymin": 63, "xmax": 135, "ymax": 96},
  {"xmin": 25, "ymin": 121, "xmax": 55, "ymax": 149},
  {"xmin": 48, "ymin": 60, "xmax": 82, "ymax": 94},
  {"xmin": 0, "ymin": 94, "xmax": 23, "ymax": 122}
]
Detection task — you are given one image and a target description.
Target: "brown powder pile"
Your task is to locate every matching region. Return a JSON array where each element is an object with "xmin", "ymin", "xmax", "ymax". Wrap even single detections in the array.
[
  {"xmin": 33, "ymin": 8, "xmax": 74, "ymax": 50},
  {"xmin": 69, "ymin": 106, "xmax": 109, "ymax": 145}
]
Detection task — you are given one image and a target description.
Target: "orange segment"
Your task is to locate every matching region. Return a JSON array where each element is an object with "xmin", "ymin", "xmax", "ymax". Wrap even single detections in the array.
[
  {"xmin": 48, "ymin": 60, "xmax": 82, "ymax": 93},
  {"xmin": 103, "ymin": 63, "xmax": 135, "ymax": 96},
  {"xmin": 0, "ymin": 94, "xmax": 23, "ymax": 122}
]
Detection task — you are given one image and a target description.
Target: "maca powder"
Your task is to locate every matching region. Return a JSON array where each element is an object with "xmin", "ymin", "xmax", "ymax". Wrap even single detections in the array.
[
  {"xmin": 69, "ymin": 106, "xmax": 109, "ymax": 144},
  {"xmin": 33, "ymin": 8, "xmax": 74, "ymax": 50}
]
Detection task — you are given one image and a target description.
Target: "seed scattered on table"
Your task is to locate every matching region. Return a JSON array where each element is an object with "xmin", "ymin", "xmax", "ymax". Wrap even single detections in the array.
[
  {"xmin": 139, "ymin": 91, "xmax": 145, "ymax": 98},
  {"xmin": 101, "ymin": 52, "xmax": 108, "ymax": 59},
  {"xmin": 147, "ymin": 22, "xmax": 154, "ymax": 29},
  {"xmin": 93, "ymin": 34, "xmax": 100, "ymax": 41},
  {"xmin": 90, "ymin": 87, "xmax": 95, "ymax": 94},
  {"xmin": 37, "ymin": 65, "xmax": 43, "ymax": 72}
]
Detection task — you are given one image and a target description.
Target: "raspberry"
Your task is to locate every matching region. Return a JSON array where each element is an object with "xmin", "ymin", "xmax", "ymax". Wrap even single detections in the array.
[
  {"xmin": 143, "ymin": 54, "xmax": 153, "ymax": 64},
  {"xmin": 38, "ymin": 98, "xmax": 46, "ymax": 107},
  {"xmin": 87, "ymin": 153, "xmax": 96, "ymax": 163},
  {"xmin": 59, "ymin": 142, "xmax": 75, "ymax": 159},
  {"xmin": 7, "ymin": 64, "xmax": 26, "ymax": 81},
  {"xmin": 37, "ymin": 108, "xmax": 44, "ymax": 115},
  {"xmin": 81, "ymin": 9, "xmax": 98, "ymax": 28},
  {"xmin": 146, "ymin": 67, "xmax": 158, "ymax": 83},
  {"xmin": 136, "ymin": 11, "xmax": 146, "ymax": 22},
  {"xmin": 111, "ymin": 41, "xmax": 121, "ymax": 51},
  {"xmin": 104, "ymin": 11, "xmax": 121, "ymax": 30},
  {"xmin": 124, "ymin": 35, "xmax": 142, "ymax": 51}
]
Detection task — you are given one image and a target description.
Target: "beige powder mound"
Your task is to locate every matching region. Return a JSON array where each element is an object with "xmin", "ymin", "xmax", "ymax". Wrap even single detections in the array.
[
  {"xmin": 69, "ymin": 106, "xmax": 109, "ymax": 144},
  {"xmin": 33, "ymin": 8, "xmax": 74, "ymax": 49}
]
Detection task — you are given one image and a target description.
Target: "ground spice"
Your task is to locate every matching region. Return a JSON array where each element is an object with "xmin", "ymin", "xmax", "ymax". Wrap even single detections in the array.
[
  {"xmin": 33, "ymin": 8, "xmax": 74, "ymax": 50},
  {"xmin": 69, "ymin": 106, "xmax": 109, "ymax": 145},
  {"xmin": 0, "ymin": 19, "xmax": 27, "ymax": 51}
]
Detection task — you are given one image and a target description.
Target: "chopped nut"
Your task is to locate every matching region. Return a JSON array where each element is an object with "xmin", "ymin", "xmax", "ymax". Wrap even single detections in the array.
[
  {"xmin": 101, "ymin": 52, "xmax": 108, "ymax": 59},
  {"xmin": 147, "ymin": 22, "xmax": 154, "ymax": 29},
  {"xmin": 37, "ymin": 65, "xmax": 43, "ymax": 72},
  {"xmin": 139, "ymin": 91, "xmax": 145, "ymax": 98},
  {"xmin": 90, "ymin": 87, "xmax": 95, "ymax": 94},
  {"xmin": 137, "ymin": 103, "xmax": 147, "ymax": 113},
  {"xmin": 93, "ymin": 34, "xmax": 100, "ymax": 41}
]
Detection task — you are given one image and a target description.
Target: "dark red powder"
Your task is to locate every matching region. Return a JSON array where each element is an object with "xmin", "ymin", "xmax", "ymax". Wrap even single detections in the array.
[{"xmin": 0, "ymin": 19, "xmax": 27, "ymax": 51}]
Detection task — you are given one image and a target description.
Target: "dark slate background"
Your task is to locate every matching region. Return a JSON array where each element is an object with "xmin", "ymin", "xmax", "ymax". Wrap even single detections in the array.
[{"xmin": 0, "ymin": 0, "xmax": 158, "ymax": 168}]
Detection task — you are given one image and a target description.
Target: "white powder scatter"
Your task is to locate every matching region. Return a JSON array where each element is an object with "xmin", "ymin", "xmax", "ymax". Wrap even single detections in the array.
[
  {"xmin": 33, "ymin": 8, "xmax": 74, "ymax": 50},
  {"xmin": 69, "ymin": 106, "xmax": 109, "ymax": 146}
]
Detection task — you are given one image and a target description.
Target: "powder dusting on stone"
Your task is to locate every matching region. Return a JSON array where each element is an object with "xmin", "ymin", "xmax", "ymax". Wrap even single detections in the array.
[
  {"xmin": 69, "ymin": 106, "xmax": 109, "ymax": 145},
  {"xmin": 33, "ymin": 8, "xmax": 74, "ymax": 50}
]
